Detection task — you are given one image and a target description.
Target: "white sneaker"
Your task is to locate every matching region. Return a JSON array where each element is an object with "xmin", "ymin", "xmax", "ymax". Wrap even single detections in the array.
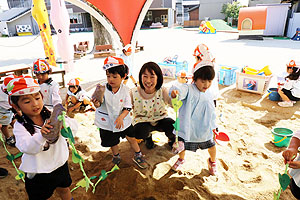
[{"xmin": 278, "ymin": 101, "xmax": 293, "ymax": 107}]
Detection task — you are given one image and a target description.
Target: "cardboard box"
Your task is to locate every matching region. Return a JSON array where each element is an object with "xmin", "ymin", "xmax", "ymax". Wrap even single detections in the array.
[{"xmin": 236, "ymin": 72, "xmax": 272, "ymax": 94}]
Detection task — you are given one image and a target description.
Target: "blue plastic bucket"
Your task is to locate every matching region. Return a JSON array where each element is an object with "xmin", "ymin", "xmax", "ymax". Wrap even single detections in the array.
[
  {"xmin": 267, "ymin": 88, "xmax": 280, "ymax": 101},
  {"xmin": 272, "ymin": 128, "xmax": 293, "ymax": 147},
  {"xmin": 218, "ymin": 66, "xmax": 238, "ymax": 86}
]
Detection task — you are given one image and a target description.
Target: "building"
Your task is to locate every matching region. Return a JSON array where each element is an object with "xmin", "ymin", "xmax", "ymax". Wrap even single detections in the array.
[{"xmin": 142, "ymin": 0, "xmax": 176, "ymax": 28}]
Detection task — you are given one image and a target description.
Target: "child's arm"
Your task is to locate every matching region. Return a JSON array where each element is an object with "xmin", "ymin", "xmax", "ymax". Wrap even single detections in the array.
[
  {"xmin": 65, "ymin": 94, "xmax": 69, "ymax": 107},
  {"xmin": 68, "ymin": 101, "xmax": 82, "ymax": 112},
  {"xmin": 282, "ymin": 130, "xmax": 300, "ymax": 168},
  {"xmin": 114, "ymin": 109, "xmax": 130, "ymax": 129}
]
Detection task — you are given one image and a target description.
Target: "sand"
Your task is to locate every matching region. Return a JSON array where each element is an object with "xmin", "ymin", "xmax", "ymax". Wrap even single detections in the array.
[{"xmin": 0, "ymin": 28, "xmax": 300, "ymax": 200}]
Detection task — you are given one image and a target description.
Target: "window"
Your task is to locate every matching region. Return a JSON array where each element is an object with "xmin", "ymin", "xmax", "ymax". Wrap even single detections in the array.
[
  {"xmin": 69, "ymin": 13, "xmax": 82, "ymax": 24},
  {"xmin": 145, "ymin": 11, "xmax": 152, "ymax": 21}
]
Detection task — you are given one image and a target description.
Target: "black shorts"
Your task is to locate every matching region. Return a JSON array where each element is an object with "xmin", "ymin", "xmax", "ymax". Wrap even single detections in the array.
[
  {"xmin": 282, "ymin": 88, "xmax": 300, "ymax": 101},
  {"xmin": 290, "ymin": 178, "xmax": 300, "ymax": 199},
  {"xmin": 25, "ymin": 162, "xmax": 72, "ymax": 200},
  {"xmin": 178, "ymin": 137, "xmax": 216, "ymax": 152},
  {"xmin": 100, "ymin": 125, "xmax": 135, "ymax": 147}
]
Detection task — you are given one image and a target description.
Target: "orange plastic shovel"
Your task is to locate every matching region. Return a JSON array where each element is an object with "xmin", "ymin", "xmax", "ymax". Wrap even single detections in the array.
[{"xmin": 213, "ymin": 130, "xmax": 230, "ymax": 146}]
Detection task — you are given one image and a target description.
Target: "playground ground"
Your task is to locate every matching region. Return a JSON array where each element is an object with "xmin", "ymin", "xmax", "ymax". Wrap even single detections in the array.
[{"xmin": 0, "ymin": 28, "xmax": 300, "ymax": 199}]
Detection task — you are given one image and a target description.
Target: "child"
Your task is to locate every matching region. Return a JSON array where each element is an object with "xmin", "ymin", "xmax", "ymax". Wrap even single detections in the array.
[
  {"xmin": 8, "ymin": 76, "xmax": 74, "ymax": 200},
  {"xmin": 130, "ymin": 62, "xmax": 175, "ymax": 149},
  {"xmin": 33, "ymin": 58, "xmax": 62, "ymax": 111},
  {"xmin": 282, "ymin": 129, "xmax": 300, "ymax": 199},
  {"xmin": 0, "ymin": 75, "xmax": 17, "ymax": 147},
  {"xmin": 120, "ymin": 44, "xmax": 138, "ymax": 86},
  {"xmin": 92, "ymin": 56, "xmax": 147, "ymax": 169},
  {"xmin": 278, "ymin": 64, "xmax": 300, "ymax": 107},
  {"xmin": 277, "ymin": 60, "xmax": 295, "ymax": 87},
  {"xmin": 65, "ymin": 78, "xmax": 95, "ymax": 114},
  {"xmin": 170, "ymin": 62, "xmax": 218, "ymax": 175},
  {"xmin": 193, "ymin": 44, "xmax": 218, "ymax": 107}
]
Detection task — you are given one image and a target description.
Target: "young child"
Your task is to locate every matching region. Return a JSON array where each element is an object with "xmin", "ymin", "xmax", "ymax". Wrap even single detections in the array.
[
  {"xmin": 193, "ymin": 44, "xmax": 218, "ymax": 107},
  {"xmin": 170, "ymin": 62, "xmax": 218, "ymax": 175},
  {"xmin": 65, "ymin": 78, "xmax": 95, "ymax": 114},
  {"xmin": 8, "ymin": 76, "xmax": 74, "ymax": 200},
  {"xmin": 0, "ymin": 75, "xmax": 17, "ymax": 147},
  {"xmin": 33, "ymin": 58, "xmax": 62, "ymax": 111},
  {"xmin": 277, "ymin": 60, "xmax": 295, "ymax": 87},
  {"xmin": 130, "ymin": 62, "xmax": 175, "ymax": 149},
  {"xmin": 92, "ymin": 56, "xmax": 147, "ymax": 169},
  {"xmin": 278, "ymin": 64, "xmax": 300, "ymax": 107},
  {"xmin": 120, "ymin": 44, "xmax": 138, "ymax": 86},
  {"xmin": 282, "ymin": 129, "xmax": 300, "ymax": 199}
]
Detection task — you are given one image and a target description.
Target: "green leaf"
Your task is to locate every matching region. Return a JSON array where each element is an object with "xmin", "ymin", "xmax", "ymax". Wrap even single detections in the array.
[
  {"xmin": 171, "ymin": 97, "xmax": 183, "ymax": 112},
  {"xmin": 61, "ymin": 127, "xmax": 75, "ymax": 143},
  {"xmin": 279, "ymin": 173, "xmax": 291, "ymax": 191},
  {"xmin": 14, "ymin": 152, "xmax": 23, "ymax": 159},
  {"xmin": 173, "ymin": 118, "xmax": 180, "ymax": 131},
  {"xmin": 6, "ymin": 154, "xmax": 14, "ymax": 161},
  {"xmin": 72, "ymin": 150, "xmax": 83, "ymax": 164},
  {"xmin": 76, "ymin": 178, "xmax": 86, "ymax": 187},
  {"xmin": 90, "ymin": 176, "xmax": 97, "ymax": 180},
  {"xmin": 15, "ymin": 171, "xmax": 25, "ymax": 180},
  {"xmin": 99, "ymin": 170, "xmax": 108, "ymax": 181}
]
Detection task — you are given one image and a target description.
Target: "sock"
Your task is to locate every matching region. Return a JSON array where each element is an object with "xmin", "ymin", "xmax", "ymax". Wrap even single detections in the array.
[
  {"xmin": 135, "ymin": 151, "xmax": 142, "ymax": 157},
  {"xmin": 113, "ymin": 153, "xmax": 120, "ymax": 158}
]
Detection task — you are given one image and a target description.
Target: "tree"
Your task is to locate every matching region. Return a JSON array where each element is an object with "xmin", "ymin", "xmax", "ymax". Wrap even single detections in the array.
[
  {"xmin": 91, "ymin": 16, "xmax": 112, "ymax": 46},
  {"xmin": 221, "ymin": 1, "xmax": 243, "ymax": 21}
]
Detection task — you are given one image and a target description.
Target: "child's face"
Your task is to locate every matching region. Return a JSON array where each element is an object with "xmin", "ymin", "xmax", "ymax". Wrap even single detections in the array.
[
  {"xmin": 15, "ymin": 92, "xmax": 43, "ymax": 118},
  {"xmin": 69, "ymin": 86, "xmax": 78, "ymax": 93},
  {"xmin": 141, "ymin": 69, "xmax": 157, "ymax": 93},
  {"xmin": 125, "ymin": 51, "xmax": 132, "ymax": 56},
  {"xmin": 36, "ymin": 73, "xmax": 49, "ymax": 83},
  {"xmin": 106, "ymin": 71, "xmax": 124, "ymax": 90},
  {"xmin": 287, "ymin": 67, "xmax": 293, "ymax": 74},
  {"xmin": 194, "ymin": 78, "xmax": 212, "ymax": 92}
]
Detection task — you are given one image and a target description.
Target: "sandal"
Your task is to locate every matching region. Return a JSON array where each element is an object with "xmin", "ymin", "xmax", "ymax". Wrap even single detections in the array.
[{"xmin": 172, "ymin": 158, "xmax": 185, "ymax": 171}]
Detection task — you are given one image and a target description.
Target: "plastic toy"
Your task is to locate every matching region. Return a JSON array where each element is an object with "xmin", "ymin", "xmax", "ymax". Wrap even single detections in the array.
[
  {"xmin": 213, "ymin": 130, "xmax": 230, "ymax": 146},
  {"xmin": 199, "ymin": 21, "xmax": 216, "ymax": 34}
]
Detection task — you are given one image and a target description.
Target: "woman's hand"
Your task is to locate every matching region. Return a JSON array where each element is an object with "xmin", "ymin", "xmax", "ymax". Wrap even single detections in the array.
[
  {"xmin": 41, "ymin": 120, "xmax": 53, "ymax": 135},
  {"xmin": 114, "ymin": 116, "xmax": 124, "ymax": 129},
  {"xmin": 171, "ymin": 90, "xmax": 179, "ymax": 98}
]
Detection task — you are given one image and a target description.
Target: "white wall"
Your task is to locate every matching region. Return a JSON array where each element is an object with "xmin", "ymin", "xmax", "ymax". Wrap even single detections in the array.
[
  {"xmin": 287, "ymin": 13, "xmax": 300, "ymax": 38},
  {"xmin": 8, "ymin": 12, "xmax": 39, "ymax": 36},
  {"xmin": 198, "ymin": 0, "xmax": 231, "ymax": 20},
  {"xmin": 0, "ymin": 21, "xmax": 8, "ymax": 35},
  {"xmin": 249, "ymin": 0, "xmax": 281, "ymax": 7}
]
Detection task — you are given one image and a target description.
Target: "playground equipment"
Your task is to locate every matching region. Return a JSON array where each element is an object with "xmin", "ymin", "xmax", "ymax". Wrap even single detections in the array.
[
  {"xmin": 31, "ymin": 0, "xmax": 56, "ymax": 66},
  {"xmin": 199, "ymin": 21, "xmax": 216, "ymax": 34},
  {"xmin": 292, "ymin": 28, "xmax": 300, "ymax": 41}
]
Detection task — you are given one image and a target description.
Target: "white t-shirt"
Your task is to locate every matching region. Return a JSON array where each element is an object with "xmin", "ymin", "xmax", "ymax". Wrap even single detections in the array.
[
  {"xmin": 67, "ymin": 88, "xmax": 89, "ymax": 102},
  {"xmin": 289, "ymin": 130, "xmax": 300, "ymax": 187},
  {"xmin": 13, "ymin": 117, "xmax": 77, "ymax": 173},
  {"xmin": 39, "ymin": 79, "xmax": 62, "ymax": 110},
  {"xmin": 283, "ymin": 79, "xmax": 300, "ymax": 98},
  {"xmin": 94, "ymin": 83, "xmax": 132, "ymax": 132}
]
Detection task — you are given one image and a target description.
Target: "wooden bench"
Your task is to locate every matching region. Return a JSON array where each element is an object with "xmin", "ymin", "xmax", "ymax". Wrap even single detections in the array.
[
  {"xmin": 0, "ymin": 64, "xmax": 31, "ymax": 83},
  {"xmin": 94, "ymin": 44, "xmax": 116, "ymax": 58}
]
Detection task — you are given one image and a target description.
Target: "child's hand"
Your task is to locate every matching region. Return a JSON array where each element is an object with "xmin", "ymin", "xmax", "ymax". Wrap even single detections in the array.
[
  {"xmin": 114, "ymin": 116, "xmax": 124, "ymax": 129},
  {"xmin": 171, "ymin": 90, "xmax": 179, "ymax": 98},
  {"xmin": 91, "ymin": 98, "xmax": 100, "ymax": 108},
  {"xmin": 282, "ymin": 149, "xmax": 298, "ymax": 164},
  {"xmin": 41, "ymin": 120, "xmax": 53, "ymax": 135}
]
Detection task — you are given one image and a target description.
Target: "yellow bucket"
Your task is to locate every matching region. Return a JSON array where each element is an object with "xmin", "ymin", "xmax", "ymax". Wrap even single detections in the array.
[
  {"xmin": 244, "ymin": 67, "xmax": 258, "ymax": 75},
  {"xmin": 257, "ymin": 65, "xmax": 272, "ymax": 76}
]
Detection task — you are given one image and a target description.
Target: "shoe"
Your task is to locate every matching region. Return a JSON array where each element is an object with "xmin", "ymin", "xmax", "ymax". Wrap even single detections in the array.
[
  {"xmin": 112, "ymin": 155, "xmax": 121, "ymax": 165},
  {"xmin": 145, "ymin": 136, "xmax": 155, "ymax": 149},
  {"xmin": 132, "ymin": 155, "xmax": 147, "ymax": 169},
  {"xmin": 172, "ymin": 158, "xmax": 185, "ymax": 171},
  {"xmin": 6, "ymin": 136, "xmax": 16, "ymax": 147},
  {"xmin": 207, "ymin": 158, "xmax": 217, "ymax": 175},
  {"xmin": 0, "ymin": 167, "xmax": 8, "ymax": 178},
  {"xmin": 278, "ymin": 101, "xmax": 293, "ymax": 107},
  {"xmin": 172, "ymin": 141, "xmax": 184, "ymax": 154}
]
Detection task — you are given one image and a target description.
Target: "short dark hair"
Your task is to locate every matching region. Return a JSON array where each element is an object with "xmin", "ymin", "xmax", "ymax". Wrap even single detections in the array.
[
  {"xmin": 193, "ymin": 65, "xmax": 215, "ymax": 81},
  {"xmin": 139, "ymin": 62, "xmax": 163, "ymax": 91},
  {"xmin": 106, "ymin": 64, "xmax": 128, "ymax": 78}
]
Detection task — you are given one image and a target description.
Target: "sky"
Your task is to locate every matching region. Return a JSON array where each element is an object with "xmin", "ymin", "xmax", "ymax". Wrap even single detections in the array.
[{"xmin": 0, "ymin": 0, "xmax": 8, "ymax": 10}]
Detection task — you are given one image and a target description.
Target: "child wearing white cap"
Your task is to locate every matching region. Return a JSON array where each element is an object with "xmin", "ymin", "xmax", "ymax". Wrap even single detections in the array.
[
  {"xmin": 33, "ymin": 58, "xmax": 62, "ymax": 111},
  {"xmin": 92, "ymin": 56, "xmax": 147, "ymax": 169},
  {"xmin": 8, "ymin": 75, "xmax": 75, "ymax": 200},
  {"xmin": 120, "ymin": 44, "xmax": 138, "ymax": 86},
  {"xmin": 169, "ymin": 62, "xmax": 218, "ymax": 175}
]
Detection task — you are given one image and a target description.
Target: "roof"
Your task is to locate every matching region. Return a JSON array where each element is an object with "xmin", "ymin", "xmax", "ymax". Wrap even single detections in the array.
[
  {"xmin": 0, "ymin": 7, "xmax": 31, "ymax": 22},
  {"xmin": 187, "ymin": 5, "xmax": 199, "ymax": 12}
]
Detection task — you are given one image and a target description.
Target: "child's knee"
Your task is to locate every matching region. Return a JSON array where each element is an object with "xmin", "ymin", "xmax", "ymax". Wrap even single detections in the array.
[{"xmin": 69, "ymin": 96, "xmax": 77, "ymax": 104}]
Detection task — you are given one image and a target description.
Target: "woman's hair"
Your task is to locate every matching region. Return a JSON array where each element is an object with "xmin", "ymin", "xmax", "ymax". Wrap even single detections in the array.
[
  {"xmin": 193, "ymin": 65, "xmax": 215, "ymax": 81},
  {"xmin": 286, "ymin": 67, "xmax": 300, "ymax": 80},
  {"xmin": 139, "ymin": 62, "xmax": 163, "ymax": 90},
  {"xmin": 10, "ymin": 94, "xmax": 51, "ymax": 135},
  {"xmin": 106, "ymin": 64, "xmax": 129, "ymax": 78},
  {"xmin": 68, "ymin": 85, "xmax": 82, "ymax": 95}
]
